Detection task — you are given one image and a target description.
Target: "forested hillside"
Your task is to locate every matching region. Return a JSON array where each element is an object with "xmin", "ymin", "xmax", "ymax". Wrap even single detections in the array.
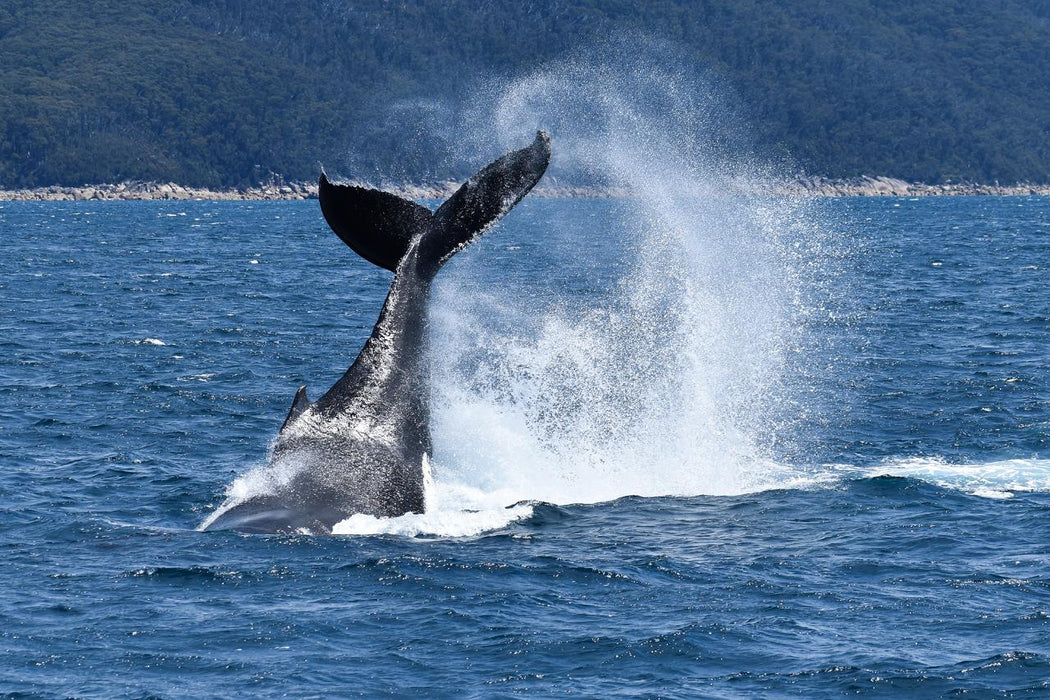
[{"xmin": 1, "ymin": 0, "xmax": 1049, "ymax": 187}]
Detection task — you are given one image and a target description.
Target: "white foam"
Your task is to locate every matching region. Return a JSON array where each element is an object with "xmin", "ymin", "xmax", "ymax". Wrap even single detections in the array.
[
  {"xmin": 139, "ymin": 338, "xmax": 166, "ymax": 346},
  {"xmin": 178, "ymin": 372, "xmax": 215, "ymax": 382},
  {"xmin": 864, "ymin": 457, "xmax": 1050, "ymax": 496},
  {"xmin": 971, "ymin": 488, "xmax": 1014, "ymax": 500},
  {"xmin": 332, "ymin": 474, "xmax": 534, "ymax": 538},
  {"xmin": 332, "ymin": 503, "xmax": 533, "ymax": 537}
]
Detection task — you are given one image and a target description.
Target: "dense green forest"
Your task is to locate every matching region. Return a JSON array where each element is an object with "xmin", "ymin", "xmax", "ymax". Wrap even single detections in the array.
[{"xmin": 1, "ymin": 0, "xmax": 1049, "ymax": 187}]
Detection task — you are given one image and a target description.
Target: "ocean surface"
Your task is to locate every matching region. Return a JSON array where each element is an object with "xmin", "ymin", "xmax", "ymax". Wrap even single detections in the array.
[{"xmin": 1, "ymin": 195, "xmax": 1048, "ymax": 697}]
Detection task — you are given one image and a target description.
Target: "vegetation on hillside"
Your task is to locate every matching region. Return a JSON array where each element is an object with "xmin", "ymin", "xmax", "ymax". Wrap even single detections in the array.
[{"xmin": 1, "ymin": 0, "xmax": 1048, "ymax": 187}]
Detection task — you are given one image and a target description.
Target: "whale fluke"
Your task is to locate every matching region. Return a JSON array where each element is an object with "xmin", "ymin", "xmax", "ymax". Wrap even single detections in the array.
[
  {"xmin": 419, "ymin": 131, "xmax": 551, "ymax": 275},
  {"xmin": 318, "ymin": 172, "xmax": 432, "ymax": 271},
  {"xmin": 318, "ymin": 131, "xmax": 551, "ymax": 275}
]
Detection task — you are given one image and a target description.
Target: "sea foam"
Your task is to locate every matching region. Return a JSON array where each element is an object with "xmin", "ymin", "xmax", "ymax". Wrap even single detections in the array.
[{"xmin": 865, "ymin": 457, "xmax": 1050, "ymax": 498}]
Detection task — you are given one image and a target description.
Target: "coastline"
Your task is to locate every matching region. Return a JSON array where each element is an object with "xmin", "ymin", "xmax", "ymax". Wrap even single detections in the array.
[{"xmin": 1, "ymin": 176, "xmax": 1048, "ymax": 201}]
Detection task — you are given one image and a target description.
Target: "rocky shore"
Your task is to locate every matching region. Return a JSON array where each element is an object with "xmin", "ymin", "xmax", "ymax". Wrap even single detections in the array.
[
  {"xmin": 1, "ymin": 176, "xmax": 1048, "ymax": 201},
  {"xmin": 778, "ymin": 175, "xmax": 1050, "ymax": 197},
  {"xmin": 0, "ymin": 181, "xmax": 320, "ymax": 201}
]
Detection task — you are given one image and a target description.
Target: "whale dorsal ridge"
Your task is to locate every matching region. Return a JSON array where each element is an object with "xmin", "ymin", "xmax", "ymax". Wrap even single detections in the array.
[
  {"xmin": 279, "ymin": 385, "xmax": 311, "ymax": 433},
  {"xmin": 318, "ymin": 173, "xmax": 432, "ymax": 272}
]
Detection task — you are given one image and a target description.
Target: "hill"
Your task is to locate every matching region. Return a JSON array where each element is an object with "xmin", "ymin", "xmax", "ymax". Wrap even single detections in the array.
[{"xmin": 1, "ymin": 1, "xmax": 1049, "ymax": 187}]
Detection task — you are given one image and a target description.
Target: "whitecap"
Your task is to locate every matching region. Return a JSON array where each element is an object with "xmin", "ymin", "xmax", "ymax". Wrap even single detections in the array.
[
  {"xmin": 970, "ymin": 488, "xmax": 1013, "ymax": 500},
  {"xmin": 178, "ymin": 372, "xmax": 215, "ymax": 382},
  {"xmin": 865, "ymin": 457, "xmax": 1050, "ymax": 495}
]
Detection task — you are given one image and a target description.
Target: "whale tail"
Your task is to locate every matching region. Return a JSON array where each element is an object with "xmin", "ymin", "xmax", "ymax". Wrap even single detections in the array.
[
  {"xmin": 318, "ymin": 173, "xmax": 432, "ymax": 272},
  {"xmin": 318, "ymin": 132, "xmax": 551, "ymax": 276},
  {"xmin": 416, "ymin": 131, "xmax": 551, "ymax": 277}
]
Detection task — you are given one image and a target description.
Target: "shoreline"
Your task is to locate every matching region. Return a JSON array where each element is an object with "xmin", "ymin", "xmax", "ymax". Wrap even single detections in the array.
[{"xmin": 1, "ymin": 176, "xmax": 1049, "ymax": 201}]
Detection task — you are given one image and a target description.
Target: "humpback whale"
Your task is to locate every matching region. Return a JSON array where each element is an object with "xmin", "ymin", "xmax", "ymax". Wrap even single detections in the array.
[{"xmin": 202, "ymin": 132, "xmax": 551, "ymax": 534}]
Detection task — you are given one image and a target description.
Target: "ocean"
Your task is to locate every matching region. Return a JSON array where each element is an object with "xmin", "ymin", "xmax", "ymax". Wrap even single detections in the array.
[{"xmin": 1, "ymin": 194, "xmax": 1048, "ymax": 696}]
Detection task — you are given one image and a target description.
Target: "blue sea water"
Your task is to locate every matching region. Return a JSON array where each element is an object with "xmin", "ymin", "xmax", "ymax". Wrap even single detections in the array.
[{"xmin": 1, "ymin": 195, "xmax": 1049, "ymax": 697}]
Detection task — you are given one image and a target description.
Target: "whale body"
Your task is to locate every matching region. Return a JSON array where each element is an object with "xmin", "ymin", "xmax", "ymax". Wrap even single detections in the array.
[{"xmin": 202, "ymin": 133, "xmax": 551, "ymax": 534}]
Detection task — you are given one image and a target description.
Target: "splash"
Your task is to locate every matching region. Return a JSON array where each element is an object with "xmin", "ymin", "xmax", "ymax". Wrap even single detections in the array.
[
  {"xmin": 426, "ymin": 47, "xmax": 829, "ymax": 509},
  {"xmin": 204, "ymin": 46, "xmax": 838, "ymax": 536}
]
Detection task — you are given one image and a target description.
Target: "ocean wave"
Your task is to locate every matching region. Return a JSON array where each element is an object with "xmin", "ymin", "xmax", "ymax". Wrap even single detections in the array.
[{"xmin": 859, "ymin": 457, "xmax": 1050, "ymax": 498}]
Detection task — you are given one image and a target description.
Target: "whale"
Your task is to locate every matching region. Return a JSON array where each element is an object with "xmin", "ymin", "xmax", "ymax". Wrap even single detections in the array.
[{"xmin": 202, "ymin": 132, "xmax": 551, "ymax": 534}]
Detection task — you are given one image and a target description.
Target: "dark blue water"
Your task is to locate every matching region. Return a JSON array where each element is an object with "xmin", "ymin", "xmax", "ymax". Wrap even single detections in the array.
[{"xmin": 1, "ymin": 196, "xmax": 1048, "ymax": 696}]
